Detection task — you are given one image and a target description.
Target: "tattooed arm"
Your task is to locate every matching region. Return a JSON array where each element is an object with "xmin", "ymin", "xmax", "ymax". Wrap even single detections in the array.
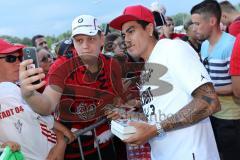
[
  {"xmin": 161, "ymin": 82, "xmax": 220, "ymax": 132},
  {"xmin": 124, "ymin": 82, "xmax": 220, "ymax": 145}
]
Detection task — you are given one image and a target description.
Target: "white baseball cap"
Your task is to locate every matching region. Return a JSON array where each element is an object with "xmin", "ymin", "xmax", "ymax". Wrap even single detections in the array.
[{"xmin": 71, "ymin": 15, "xmax": 101, "ymax": 37}]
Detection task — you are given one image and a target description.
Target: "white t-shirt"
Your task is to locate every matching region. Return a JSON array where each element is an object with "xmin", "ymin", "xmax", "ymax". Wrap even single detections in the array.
[
  {"xmin": 0, "ymin": 82, "xmax": 56, "ymax": 160},
  {"xmin": 140, "ymin": 39, "xmax": 220, "ymax": 160}
]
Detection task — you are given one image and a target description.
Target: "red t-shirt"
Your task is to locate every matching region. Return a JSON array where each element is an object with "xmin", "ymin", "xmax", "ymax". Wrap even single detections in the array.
[
  {"xmin": 47, "ymin": 49, "xmax": 124, "ymax": 159},
  {"xmin": 230, "ymin": 34, "xmax": 240, "ymax": 75},
  {"xmin": 228, "ymin": 16, "xmax": 240, "ymax": 37}
]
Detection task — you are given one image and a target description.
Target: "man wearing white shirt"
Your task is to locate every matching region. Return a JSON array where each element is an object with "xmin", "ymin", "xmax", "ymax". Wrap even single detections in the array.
[{"xmin": 109, "ymin": 5, "xmax": 221, "ymax": 160}]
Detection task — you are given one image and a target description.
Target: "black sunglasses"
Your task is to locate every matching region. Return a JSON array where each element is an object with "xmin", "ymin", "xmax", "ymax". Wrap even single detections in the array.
[
  {"xmin": 0, "ymin": 55, "xmax": 22, "ymax": 63},
  {"xmin": 203, "ymin": 57, "xmax": 209, "ymax": 66}
]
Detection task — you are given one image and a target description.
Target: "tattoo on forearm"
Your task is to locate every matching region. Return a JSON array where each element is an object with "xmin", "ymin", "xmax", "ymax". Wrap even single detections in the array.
[
  {"xmin": 201, "ymin": 95, "xmax": 214, "ymax": 105},
  {"xmin": 161, "ymin": 83, "xmax": 220, "ymax": 132}
]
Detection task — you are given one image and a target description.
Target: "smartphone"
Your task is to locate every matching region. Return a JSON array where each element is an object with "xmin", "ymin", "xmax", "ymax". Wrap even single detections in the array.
[{"xmin": 23, "ymin": 47, "xmax": 41, "ymax": 84}]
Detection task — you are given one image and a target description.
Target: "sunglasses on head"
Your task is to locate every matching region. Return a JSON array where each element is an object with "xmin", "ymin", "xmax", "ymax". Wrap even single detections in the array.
[
  {"xmin": 203, "ymin": 57, "xmax": 209, "ymax": 66},
  {"xmin": 0, "ymin": 55, "xmax": 22, "ymax": 63}
]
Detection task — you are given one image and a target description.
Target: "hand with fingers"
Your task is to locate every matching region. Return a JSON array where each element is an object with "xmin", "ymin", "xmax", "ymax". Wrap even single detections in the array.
[
  {"xmin": 1, "ymin": 141, "xmax": 21, "ymax": 152},
  {"xmin": 105, "ymin": 108, "xmax": 122, "ymax": 120},
  {"xmin": 19, "ymin": 59, "xmax": 46, "ymax": 98},
  {"xmin": 123, "ymin": 121, "xmax": 157, "ymax": 146}
]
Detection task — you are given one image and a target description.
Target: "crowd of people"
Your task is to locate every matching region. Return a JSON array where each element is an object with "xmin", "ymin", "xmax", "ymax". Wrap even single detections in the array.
[{"xmin": 0, "ymin": 0, "xmax": 240, "ymax": 160}]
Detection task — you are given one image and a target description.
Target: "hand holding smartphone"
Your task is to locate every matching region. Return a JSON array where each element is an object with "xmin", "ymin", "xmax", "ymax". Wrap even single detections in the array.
[{"xmin": 22, "ymin": 47, "xmax": 41, "ymax": 84}]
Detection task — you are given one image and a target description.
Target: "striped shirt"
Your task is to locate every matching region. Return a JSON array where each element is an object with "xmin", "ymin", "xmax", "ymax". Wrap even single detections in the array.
[
  {"xmin": 201, "ymin": 32, "xmax": 235, "ymax": 87},
  {"xmin": 201, "ymin": 32, "xmax": 240, "ymax": 119},
  {"xmin": 203, "ymin": 58, "xmax": 231, "ymax": 87}
]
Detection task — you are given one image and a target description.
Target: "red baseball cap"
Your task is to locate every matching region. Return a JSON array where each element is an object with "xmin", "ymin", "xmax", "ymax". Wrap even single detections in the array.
[
  {"xmin": 109, "ymin": 5, "xmax": 155, "ymax": 30},
  {"xmin": 0, "ymin": 39, "xmax": 24, "ymax": 55}
]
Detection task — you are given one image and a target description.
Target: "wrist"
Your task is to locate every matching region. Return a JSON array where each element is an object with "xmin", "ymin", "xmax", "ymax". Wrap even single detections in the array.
[
  {"xmin": 155, "ymin": 122, "xmax": 166, "ymax": 137},
  {"xmin": 57, "ymin": 136, "xmax": 67, "ymax": 145},
  {"xmin": 150, "ymin": 124, "xmax": 158, "ymax": 137},
  {"xmin": 22, "ymin": 90, "xmax": 34, "ymax": 99}
]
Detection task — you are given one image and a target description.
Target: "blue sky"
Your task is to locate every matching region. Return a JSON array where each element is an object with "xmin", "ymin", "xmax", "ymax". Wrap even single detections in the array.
[{"xmin": 0, "ymin": 0, "xmax": 239, "ymax": 38}]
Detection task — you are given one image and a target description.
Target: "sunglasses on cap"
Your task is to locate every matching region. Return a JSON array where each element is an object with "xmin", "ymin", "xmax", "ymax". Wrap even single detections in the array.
[{"xmin": 0, "ymin": 55, "xmax": 22, "ymax": 63}]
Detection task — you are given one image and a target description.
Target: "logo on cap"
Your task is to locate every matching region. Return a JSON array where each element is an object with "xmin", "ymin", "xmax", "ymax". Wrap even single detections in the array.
[{"xmin": 78, "ymin": 18, "xmax": 83, "ymax": 23}]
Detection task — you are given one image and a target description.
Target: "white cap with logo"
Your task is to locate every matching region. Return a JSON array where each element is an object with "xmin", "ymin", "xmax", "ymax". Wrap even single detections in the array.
[{"xmin": 71, "ymin": 15, "xmax": 101, "ymax": 37}]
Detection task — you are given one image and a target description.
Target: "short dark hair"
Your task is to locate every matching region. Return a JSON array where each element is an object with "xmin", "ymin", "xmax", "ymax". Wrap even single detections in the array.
[
  {"xmin": 32, "ymin": 34, "xmax": 45, "ymax": 46},
  {"xmin": 136, "ymin": 20, "xmax": 159, "ymax": 40},
  {"xmin": 104, "ymin": 33, "xmax": 120, "ymax": 52},
  {"xmin": 191, "ymin": 0, "xmax": 221, "ymax": 24},
  {"xmin": 220, "ymin": 1, "xmax": 237, "ymax": 13},
  {"xmin": 184, "ymin": 19, "xmax": 193, "ymax": 31}
]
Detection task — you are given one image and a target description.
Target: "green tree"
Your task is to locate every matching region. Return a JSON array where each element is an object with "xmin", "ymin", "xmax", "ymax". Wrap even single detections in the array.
[
  {"xmin": 58, "ymin": 31, "xmax": 71, "ymax": 40},
  {"xmin": 236, "ymin": 3, "xmax": 240, "ymax": 11},
  {"xmin": 21, "ymin": 37, "xmax": 32, "ymax": 46},
  {"xmin": 172, "ymin": 13, "xmax": 190, "ymax": 26},
  {"xmin": 0, "ymin": 35, "xmax": 31, "ymax": 46}
]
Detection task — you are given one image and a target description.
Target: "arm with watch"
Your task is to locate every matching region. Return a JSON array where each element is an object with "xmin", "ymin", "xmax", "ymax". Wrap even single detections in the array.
[{"xmin": 124, "ymin": 82, "xmax": 220, "ymax": 145}]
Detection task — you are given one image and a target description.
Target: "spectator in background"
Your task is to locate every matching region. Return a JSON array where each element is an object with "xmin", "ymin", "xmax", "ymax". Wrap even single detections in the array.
[
  {"xmin": 32, "ymin": 35, "xmax": 56, "ymax": 60},
  {"xmin": 32, "ymin": 35, "xmax": 49, "ymax": 51},
  {"xmin": 191, "ymin": 1, "xmax": 240, "ymax": 159},
  {"xmin": 160, "ymin": 16, "xmax": 185, "ymax": 39},
  {"xmin": 229, "ymin": 34, "xmax": 240, "ymax": 104},
  {"xmin": 104, "ymin": 33, "xmax": 125, "ymax": 56},
  {"xmin": 103, "ymin": 33, "xmax": 130, "ymax": 160},
  {"xmin": 36, "ymin": 48, "xmax": 53, "ymax": 75},
  {"xmin": 220, "ymin": 0, "xmax": 240, "ymax": 36},
  {"xmin": 181, "ymin": 19, "xmax": 202, "ymax": 58},
  {"xmin": 152, "ymin": 11, "xmax": 166, "ymax": 37},
  {"xmin": 36, "ymin": 47, "xmax": 53, "ymax": 93}
]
